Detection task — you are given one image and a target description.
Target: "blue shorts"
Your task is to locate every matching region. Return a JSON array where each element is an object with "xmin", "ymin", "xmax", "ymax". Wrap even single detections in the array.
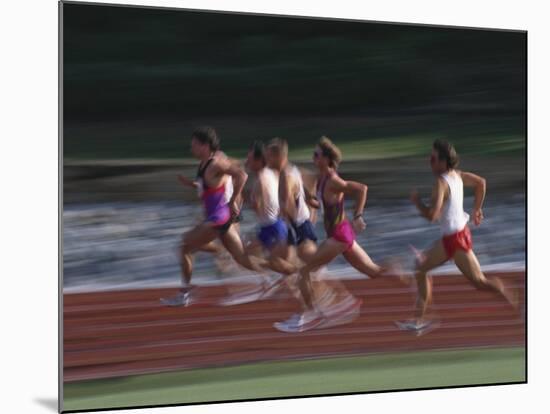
[
  {"xmin": 287, "ymin": 220, "xmax": 318, "ymax": 246},
  {"xmin": 258, "ymin": 219, "xmax": 288, "ymax": 250}
]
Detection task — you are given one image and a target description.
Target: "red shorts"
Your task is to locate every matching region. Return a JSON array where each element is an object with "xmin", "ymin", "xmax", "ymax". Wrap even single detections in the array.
[{"xmin": 442, "ymin": 225, "xmax": 473, "ymax": 259}]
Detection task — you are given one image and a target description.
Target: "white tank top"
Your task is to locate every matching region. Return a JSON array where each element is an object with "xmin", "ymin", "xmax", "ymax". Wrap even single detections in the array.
[
  {"xmin": 288, "ymin": 165, "xmax": 310, "ymax": 225},
  {"xmin": 224, "ymin": 177, "xmax": 233, "ymax": 204},
  {"xmin": 255, "ymin": 168, "xmax": 280, "ymax": 225},
  {"xmin": 440, "ymin": 171, "xmax": 470, "ymax": 235}
]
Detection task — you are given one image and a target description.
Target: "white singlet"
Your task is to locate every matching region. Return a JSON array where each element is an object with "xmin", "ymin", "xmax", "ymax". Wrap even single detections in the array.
[
  {"xmin": 288, "ymin": 165, "xmax": 310, "ymax": 225},
  {"xmin": 224, "ymin": 177, "xmax": 234, "ymax": 204},
  {"xmin": 440, "ymin": 171, "xmax": 470, "ymax": 235},
  {"xmin": 255, "ymin": 167, "xmax": 280, "ymax": 226}
]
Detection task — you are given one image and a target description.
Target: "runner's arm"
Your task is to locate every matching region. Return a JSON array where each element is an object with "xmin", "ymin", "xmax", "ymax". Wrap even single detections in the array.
[
  {"xmin": 299, "ymin": 166, "xmax": 319, "ymax": 214},
  {"xmin": 305, "ymin": 187, "xmax": 320, "ymax": 210},
  {"xmin": 177, "ymin": 174, "xmax": 199, "ymax": 189},
  {"xmin": 278, "ymin": 169, "xmax": 297, "ymax": 220},
  {"xmin": 215, "ymin": 158, "xmax": 248, "ymax": 208},
  {"xmin": 254, "ymin": 175, "xmax": 266, "ymax": 216},
  {"xmin": 460, "ymin": 171, "xmax": 486, "ymax": 211},
  {"xmin": 460, "ymin": 171, "xmax": 486, "ymax": 225},
  {"xmin": 330, "ymin": 175, "xmax": 367, "ymax": 218},
  {"xmin": 411, "ymin": 178, "xmax": 445, "ymax": 222},
  {"xmin": 299, "ymin": 166, "xmax": 317, "ymax": 194}
]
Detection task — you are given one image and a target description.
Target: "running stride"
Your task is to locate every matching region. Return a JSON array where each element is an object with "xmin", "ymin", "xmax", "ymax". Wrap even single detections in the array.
[
  {"xmin": 397, "ymin": 139, "xmax": 518, "ymax": 335},
  {"xmin": 275, "ymin": 136, "xmax": 388, "ymax": 332},
  {"xmin": 161, "ymin": 127, "xmax": 265, "ymax": 306}
]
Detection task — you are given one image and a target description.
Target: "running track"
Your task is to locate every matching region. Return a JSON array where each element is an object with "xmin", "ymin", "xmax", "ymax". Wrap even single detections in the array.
[{"xmin": 63, "ymin": 272, "xmax": 525, "ymax": 382}]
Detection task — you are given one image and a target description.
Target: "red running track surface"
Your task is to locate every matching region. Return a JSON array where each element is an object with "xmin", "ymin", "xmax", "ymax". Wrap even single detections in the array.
[{"xmin": 63, "ymin": 272, "xmax": 525, "ymax": 382}]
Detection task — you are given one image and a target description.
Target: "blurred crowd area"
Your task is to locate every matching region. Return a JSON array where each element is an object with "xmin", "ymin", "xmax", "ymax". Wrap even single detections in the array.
[{"xmin": 63, "ymin": 194, "xmax": 525, "ymax": 291}]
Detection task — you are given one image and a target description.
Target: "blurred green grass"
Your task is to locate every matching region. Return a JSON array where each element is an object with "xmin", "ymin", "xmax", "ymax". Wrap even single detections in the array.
[
  {"xmin": 63, "ymin": 346, "xmax": 525, "ymax": 412},
  {"xmin": 64, "ymin": 115, "xmax": 525, "ymax": 161}
]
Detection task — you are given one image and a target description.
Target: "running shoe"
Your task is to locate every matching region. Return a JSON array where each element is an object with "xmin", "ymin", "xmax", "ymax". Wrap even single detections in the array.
[
  {"xmin": 395, "ymin": 319, "xmax": 440, "ymax": 336},
  {"xmin": 273, "ymin": 309, "xmax": 324, "ymax": 333},
  {"xmin": 160, "ymin": 289, "xmax": 194, "ymax": 307}
]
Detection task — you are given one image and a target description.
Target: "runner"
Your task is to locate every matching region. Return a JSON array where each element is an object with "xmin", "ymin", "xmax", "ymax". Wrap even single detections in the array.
[
  {"xmin": 396, "ymin": 139, "xmax": 518, "ymax": 335},
  {"xmin": 160, "ymin": 127, "xmax": 265, "ymax": 306},
  {"xmin": 265, "ymin": 138, "xmax": 360, "ymax": 331},
  {"xmin": 244, "ymin": 141, "xmax": 297, "ymax": 276},
  {"xmin": 275, "ymin": 136, "xmax": 388, "ymax": 333},
  {"xmin": 175, "ymin": 150, "xmax": 243, "ymax": 276},
  {"xmin": 216, "ymin": 141, "xmax": 294, "ymax": 306}
]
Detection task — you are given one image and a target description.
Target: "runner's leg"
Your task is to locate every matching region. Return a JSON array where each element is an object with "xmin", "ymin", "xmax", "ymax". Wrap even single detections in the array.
[
  {"xmin": 413, "ymin": 240, "xmax": 448, "ymax": 320},
  {"xmin": 198, "ymin": 240, "xmax": 221, "ymax": 254},
  {"xmin": 180, "ymin": 223, "xmax": 219, "ymax": 285},
  {"xmin": 342, "ymin": 241, "xmax": 384, "ymax": 278},
  {"xmin": 220, "ymin": 225, "xmax": 267, "ymax": 272},
  {"xmin": 453, "ymin": 249, "xmax": 517, "ymax": 307},
  {"xmin": 298, "ymin": 239, "xmax": 347, "ymax": 309},
  {"xmin": 268, "ymin": 242, "xmax": 297, "ymax": 275},
  {"xmin": 299, "ymin": 239, "xmax": 347, "ymax": 306}
]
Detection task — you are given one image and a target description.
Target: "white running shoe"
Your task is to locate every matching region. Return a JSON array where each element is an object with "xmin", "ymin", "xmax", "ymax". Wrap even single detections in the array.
[
  {"xmin": 160, "ymin": 290, "xmax": 194, "ymax": 307},
  {"xmin": 395, "ymin": 319, "xmax": 440, "ymax": 336},
  {"xmin": 273, "ymin": 309, "xmax": 324, "ymax": 333}
]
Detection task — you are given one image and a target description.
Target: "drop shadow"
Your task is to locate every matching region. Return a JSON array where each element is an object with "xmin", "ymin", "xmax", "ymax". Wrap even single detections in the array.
[{"xmin": 34, "ymin": 397, "xmax": 58, "ymax": 412}]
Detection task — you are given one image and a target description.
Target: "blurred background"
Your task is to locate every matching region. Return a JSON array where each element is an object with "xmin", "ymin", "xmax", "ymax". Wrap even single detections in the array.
[{"xmin": 63, "ymin": 4, "xmax": 525, "ymax": 292}]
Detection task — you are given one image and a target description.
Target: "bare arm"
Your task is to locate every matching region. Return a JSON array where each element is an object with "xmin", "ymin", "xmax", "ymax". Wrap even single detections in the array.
[
  {"xmin": 299, "ymin": 166, "xmax": 320, "ymax": 212},
  {"xmin": 299, "ymin": 167, "xmax": 317, "ymax": 195},
  {"xmin": 255, "ymin": 175, "xmax": 266, "ymax": 216},
  {"xmin": 278, "ymin": 169, "xmax": 297, "ymax": 221},
  {"xmin": 329, "ymin": 175, "xmax": 368, "ymax": 232},
  {"xmin": 330, "ymin": 175, "xmax": 367, "ymax": 218},
  {"xmin": 177, "ymin": 174, "xmax": 199, "ymax": 189},
  {"xmin": 214, "ymin": 158, "xmax": 248, "ymax": 213},
  {"xmin": 304, "ymin": 187, "xmax": 320, "ymax": 210},
  {"xmin": 411, "ymin": 178, "xmax": 446, "ymax": 223},
  {"xmin": 461, "ymin": 171, "xmax": 486, "ymax": 225}
]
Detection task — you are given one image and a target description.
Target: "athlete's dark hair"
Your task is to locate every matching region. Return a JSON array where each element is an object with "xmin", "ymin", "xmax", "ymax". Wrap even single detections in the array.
[
  {"xmin": 192, "ymin": 126, "xmax": 219, "ymax": 152},
  {"xmin": 433, "ymin": 139, "xmax": 459, "ymax": 169},
  {"xmin": 250, "ymin": 140, "xmax": 266, "ymax": 164},
  {"xmin": 318, "ymin": 136, "xmax": 342, "ymax": 168},
  {"xmin": 267, "ymin": 137, "xmax": 288, "ymax": 157}
]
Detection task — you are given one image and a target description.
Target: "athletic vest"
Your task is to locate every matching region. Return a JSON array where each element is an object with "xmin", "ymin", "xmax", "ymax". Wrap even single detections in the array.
[
  {"xmin": 255, "ymin": 168, "xmax": 280, "ymax": 226},
  {"xmin": 317, "ymin": 171, "xmax": 346, "ymax": 235},
  {"xmin": 440, "ymin": 171, "xmax": 470, "ymax": 235},
  {"xmin": 196, "ymin": 157, "xmax": 227, "ymax": 218},
  {"xmin": 288, "ymin": 164, "xmax": 310, "ymax": 225}
]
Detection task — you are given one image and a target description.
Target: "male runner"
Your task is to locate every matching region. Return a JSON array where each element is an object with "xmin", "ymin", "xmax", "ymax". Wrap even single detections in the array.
[
  {"xmin": 265, "ymin": 138, "xmax": 360, "ymax": 331},
  {"xmin": 175, "ymin": 150, "xmax": 243, "ymax": 275},
  {"xmin": 397, "ymin": 139, "xmax": 517, "ymax": 334},
  {"xmin": 160, "ymin": 127, "xmax": 265, "ymax": 306},
  {"xmin": 275, "ymin": 136, "xmax": 388, "ymax": 332},
  {"xmin": 244, "ymin": 141, "xmax": 296, "ymax": 277}
]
